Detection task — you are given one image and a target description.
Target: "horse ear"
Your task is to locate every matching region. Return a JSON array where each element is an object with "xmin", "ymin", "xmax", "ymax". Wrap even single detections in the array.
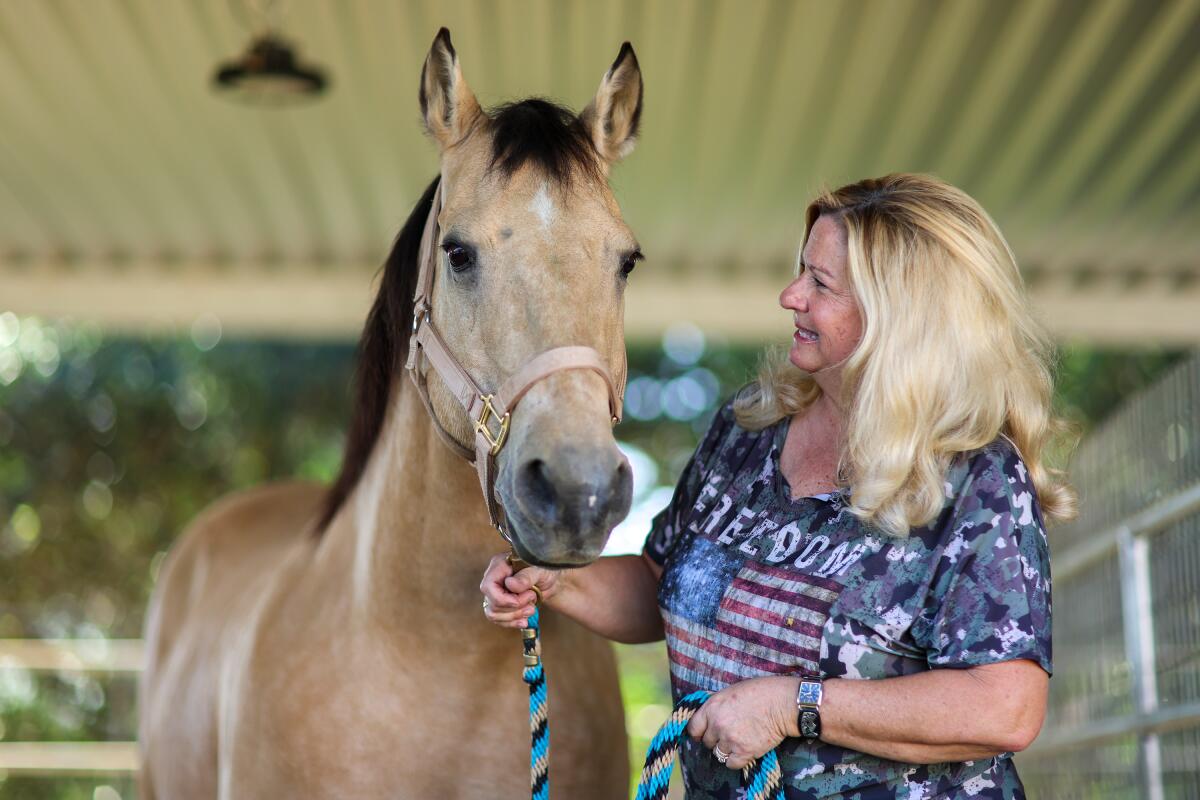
[
  {"xmin": 419, "ymin": 28, "xmax": 483, "ymax": 150},
  {"xmin": 580, "ymin": 42, "xmax": 643, "ymax": 165}
]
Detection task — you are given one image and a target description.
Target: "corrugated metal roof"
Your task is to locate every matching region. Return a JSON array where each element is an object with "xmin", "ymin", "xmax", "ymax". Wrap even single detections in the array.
[{"xmin": 2, "ymin": 0, "xmax": 1198, "ymax": 342}]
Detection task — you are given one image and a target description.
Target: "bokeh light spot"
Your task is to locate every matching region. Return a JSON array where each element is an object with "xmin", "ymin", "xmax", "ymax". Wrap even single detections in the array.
[
  {"xmin": 0, "ymin": 348, "xmax": 22, "ymax": 385},
  {"xmin": 94, "ymin": 786, "xmax": 123, "ymax": 800},
  {"xmin": 174, "ymin": 387, "xmax": 209, "ymax": 431},
  {"xmin": 625, "ymin": 376, "xmax": 663, "ymax": 421},
  {"xmin": 662, "ymin": 374, "xmax": 708, "ymax": 421},
  {"xmin": 191, "ymin": 313, "xmax": 223, "ymax": 351},
  {"xmin": 662, "ymin": 323, "xmax": 706, "ymax": 366},
  {"xmin": 87, "ymin": 393, "xmax": 117, "ymax": 432},
  {"xmin": 11, "ymin": 504, "xmax": 41, "ymax": 546},
  {"xmin": 0, "ymin": 312, "xmax": 19, "ymax": 348},
  {"xmin": 82, "ymin": 481, "xmax": 114, "ymax": 520}
]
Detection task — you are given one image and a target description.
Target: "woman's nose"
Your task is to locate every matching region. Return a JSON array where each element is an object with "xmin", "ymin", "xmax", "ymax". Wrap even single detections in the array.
[{"xmin": 780, "ymin": 277, "xmax": 807, "ymax": 311}]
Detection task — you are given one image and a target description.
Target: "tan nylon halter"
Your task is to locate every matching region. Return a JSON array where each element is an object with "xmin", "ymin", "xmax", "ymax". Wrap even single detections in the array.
[{"xmin": 404, "ymin": 179, "xmax": 626, "ymax": 538}]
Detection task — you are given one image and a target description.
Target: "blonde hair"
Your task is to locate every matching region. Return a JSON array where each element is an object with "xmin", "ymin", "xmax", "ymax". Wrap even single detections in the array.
[{"xmin": 735, "ymin": 173, "xmax": 1077, "ymax": 536}]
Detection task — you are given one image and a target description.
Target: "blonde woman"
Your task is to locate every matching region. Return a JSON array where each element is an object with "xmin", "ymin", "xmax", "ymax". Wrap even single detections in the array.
[{"xmin": 481, "ymin": 174, "xmax": 1075, "ymax": 798}]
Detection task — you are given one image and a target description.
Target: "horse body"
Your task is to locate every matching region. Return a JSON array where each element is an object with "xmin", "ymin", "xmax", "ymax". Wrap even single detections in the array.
[
  {"xmin": 140, "ymin": 388, "xmax": 628, "ymax": 798},
  {"xmin": 141, "ymin": 29, "xmax": 646, "ymax": 797}
]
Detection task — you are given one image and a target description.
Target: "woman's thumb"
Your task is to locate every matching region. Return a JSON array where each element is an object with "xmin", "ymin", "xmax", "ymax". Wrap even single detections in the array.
[{"xmin": 504, "ymin": 568, "xmax": 543, "ymax": 593}]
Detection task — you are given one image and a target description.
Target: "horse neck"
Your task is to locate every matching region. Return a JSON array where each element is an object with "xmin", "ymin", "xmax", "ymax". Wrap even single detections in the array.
[{"xmin": 321, "ymin": 379, "xmax": 499, "ymax": 624}]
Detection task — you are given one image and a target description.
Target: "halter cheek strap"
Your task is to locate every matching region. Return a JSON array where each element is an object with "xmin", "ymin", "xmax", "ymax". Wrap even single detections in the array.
[{"xmin": 404, "ymin": 179, "xmax": 626, "ymax": 536}]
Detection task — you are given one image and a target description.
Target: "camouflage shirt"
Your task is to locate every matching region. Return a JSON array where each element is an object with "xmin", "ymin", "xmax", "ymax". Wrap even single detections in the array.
[{"xmin": 643, "ymin": 401, "xmax": 1052, "ymax": 800}]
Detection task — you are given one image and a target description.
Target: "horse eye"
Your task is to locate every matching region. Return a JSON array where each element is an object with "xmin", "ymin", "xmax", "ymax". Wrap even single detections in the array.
[
  {"xmin": 441, "ymin": 243, "xmax": 474, "ymax": 271},
  {"xmin": 620, "ymin": 250, "xmax": 643, "ymax": 278}
]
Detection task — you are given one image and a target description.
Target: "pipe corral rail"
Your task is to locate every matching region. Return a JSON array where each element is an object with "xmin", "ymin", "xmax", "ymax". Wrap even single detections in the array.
[
  {"xmin": 0, "ymin": 639, "xmax": 140, "ymax": 773},
  {"xmin": 1018, "ymin": 355, "xmax": 1200, "ymax": 798}
]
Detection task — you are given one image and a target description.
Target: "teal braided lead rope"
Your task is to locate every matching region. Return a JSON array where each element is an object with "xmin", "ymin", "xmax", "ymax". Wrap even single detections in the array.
[
  {"xmin": 634, "ymin": 690, "xmax": 786, "ymax": 800},
  {"xmin": 522, "ymin": 608, "xmax": 549, "ymax": 800}
]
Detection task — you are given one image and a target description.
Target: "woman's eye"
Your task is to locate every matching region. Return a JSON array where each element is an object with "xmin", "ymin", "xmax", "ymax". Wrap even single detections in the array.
[
  {"xmin": 442, "ymin": 244, "xmax": 473, "ymax": 271},
  {"xmin": 620, "ymin": 250, "xmax": 643, "ymax": 278}
]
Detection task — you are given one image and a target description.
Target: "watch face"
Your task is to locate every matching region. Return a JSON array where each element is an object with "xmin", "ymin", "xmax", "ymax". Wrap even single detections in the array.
[
  {"xmin": 798, "ymin": 681, "xmax": 822, "ymax": 706},
  {"xmin": 800, "ymin": 710, "xmax": 820, "ymax": 738}
]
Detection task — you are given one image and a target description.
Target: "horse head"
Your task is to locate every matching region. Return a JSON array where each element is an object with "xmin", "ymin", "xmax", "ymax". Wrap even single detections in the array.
[{"xmin": 413, "ymin": 29, "xmax": 643, "ymax": 567}]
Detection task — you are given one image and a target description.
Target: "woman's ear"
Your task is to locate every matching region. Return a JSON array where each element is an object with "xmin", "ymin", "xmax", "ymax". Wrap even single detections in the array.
[
  {"xmin": 419, "ymin": 28, "xmax": 483, "ymax": 150},
  {"xmin": 579, "ymin": 42, "xmax": 644, "ymax": 166}
]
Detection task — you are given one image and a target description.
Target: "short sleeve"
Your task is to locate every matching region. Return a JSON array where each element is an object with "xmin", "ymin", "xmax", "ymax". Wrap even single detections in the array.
[
  {"xmin": 911, "ymin": 441, "xmax": 1053, "ymax": 674},
  {"xmin": 642, "ymin": 402, "xmax": 736, "ymax": 566}
]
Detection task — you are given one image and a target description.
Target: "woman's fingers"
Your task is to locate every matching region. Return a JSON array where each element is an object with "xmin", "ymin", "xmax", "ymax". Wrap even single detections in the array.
[
  {"xmin": 480, "ymin": 555, "xmax": 547, "ymax": 628},
  {"xmin": 687, "ymin": 702, "xmax": 751, "ymax": 770},
  {"xmin": 484, "ymin": 603, "xmax": 537, "ymax": 628},
  {"xmin": 723, "ymin": 751, "xmax": 750, "ymax": 770},
  {"xmin": 504, "ymin": 566, "xmax": 556, "ymax": 605},
  {"xmin": 686, "ymin": 708, "xmax": 708, "ymax": 741},
  {"xmin": 479, "ymin": 554, "xmax": 526, "ymax": 609}
]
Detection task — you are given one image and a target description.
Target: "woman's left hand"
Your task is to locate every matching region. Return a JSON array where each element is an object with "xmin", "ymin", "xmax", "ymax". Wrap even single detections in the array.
[{"xmin": 686, "ymin": 676, "xmax": 798, "ymax": 770}]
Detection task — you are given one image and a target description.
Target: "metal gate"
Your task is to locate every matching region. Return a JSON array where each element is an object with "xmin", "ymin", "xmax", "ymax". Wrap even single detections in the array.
[{"xmin": 1018, "ymin": 355, "xmax": 1200, "ymax": 798}]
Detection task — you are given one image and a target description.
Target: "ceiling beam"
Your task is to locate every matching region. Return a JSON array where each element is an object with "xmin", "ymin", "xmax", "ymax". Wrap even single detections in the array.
[{"xmin": 4, "ymin": 259, "xmax": 1198, "ymax": 346}]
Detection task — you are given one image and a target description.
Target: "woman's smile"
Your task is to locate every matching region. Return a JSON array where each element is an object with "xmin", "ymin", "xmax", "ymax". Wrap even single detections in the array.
[{"xmin": 794, "ymin": 325, "xmax": 819, "ymax": 343}]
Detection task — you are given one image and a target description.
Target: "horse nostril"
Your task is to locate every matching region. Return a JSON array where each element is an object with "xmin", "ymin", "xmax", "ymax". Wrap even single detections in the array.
[
  {"xmin": 613, "ymin": 459, "xmax": 632, "ymax": 501},
  {"xmin": 514, "ymin": 451, "xmax": 633, "ymax": 533},
  {"xmin": 522, "ymin": 458, "xmax": 558, "ymax": 514}
]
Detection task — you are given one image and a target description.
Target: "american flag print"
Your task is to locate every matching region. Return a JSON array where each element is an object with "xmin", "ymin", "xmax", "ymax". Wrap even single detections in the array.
[{"xmin": 663, "ymin": 560, "xmax": 842, "ymax": 694}]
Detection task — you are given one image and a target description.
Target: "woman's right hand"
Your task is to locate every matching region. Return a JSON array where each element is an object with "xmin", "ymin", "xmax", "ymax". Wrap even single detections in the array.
[{"xmin": 479, "ymin": 553, "xmax": 563, "ymax": 629}]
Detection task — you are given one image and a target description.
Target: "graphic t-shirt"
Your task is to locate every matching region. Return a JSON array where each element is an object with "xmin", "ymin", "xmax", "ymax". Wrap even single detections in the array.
[{"xmin": 643, "ymin": 402, "xmax": 1052, "ymax": 800}]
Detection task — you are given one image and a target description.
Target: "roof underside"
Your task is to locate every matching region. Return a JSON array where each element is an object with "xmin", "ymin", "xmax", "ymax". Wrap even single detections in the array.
[{"xmin": 1, "ymin": 0, "xmax": 1198, "ymax": 344}]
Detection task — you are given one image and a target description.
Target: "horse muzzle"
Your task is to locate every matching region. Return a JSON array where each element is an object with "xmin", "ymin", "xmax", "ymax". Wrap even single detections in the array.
[{"xmin": 501, "ymin": 443, "xmax": 633, "ymax": 567}]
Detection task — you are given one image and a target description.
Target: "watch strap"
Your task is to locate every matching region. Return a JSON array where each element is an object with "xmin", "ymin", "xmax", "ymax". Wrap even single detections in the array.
[{"xmin": 796, "ymin": 676, "xmax": 823, "ymax": 740}]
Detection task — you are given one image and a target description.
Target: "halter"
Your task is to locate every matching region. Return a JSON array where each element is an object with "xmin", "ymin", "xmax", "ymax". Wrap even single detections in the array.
[{"xmin": 404, "ymin": 179, "xmax": 626, "ymax": 540}]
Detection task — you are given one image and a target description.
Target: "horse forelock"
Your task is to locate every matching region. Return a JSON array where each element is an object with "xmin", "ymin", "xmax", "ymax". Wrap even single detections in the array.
[{"xmin": 487, "ymin": 98, "xmax": 604, "ymax": 186}]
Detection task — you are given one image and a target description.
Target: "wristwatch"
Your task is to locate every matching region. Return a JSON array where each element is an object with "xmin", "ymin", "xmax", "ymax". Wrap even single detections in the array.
[{"xmin": 795, "ymin": 676, "xmax": 823, "ymax": 740}]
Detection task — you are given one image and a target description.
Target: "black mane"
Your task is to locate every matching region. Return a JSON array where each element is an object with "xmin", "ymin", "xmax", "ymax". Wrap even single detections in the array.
[
  {"xmin": 316, "ymin": 99, "xmax": 603, "ymax": 534},
  {"xmin": 314, "ymin": 176, "xmax": 438, "ymax": 533}
]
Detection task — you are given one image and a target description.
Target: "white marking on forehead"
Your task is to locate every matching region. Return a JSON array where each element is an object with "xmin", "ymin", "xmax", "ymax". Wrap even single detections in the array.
[{"xmin": 529, "ymin": 183, "xmax": 556, "ymax": 229}]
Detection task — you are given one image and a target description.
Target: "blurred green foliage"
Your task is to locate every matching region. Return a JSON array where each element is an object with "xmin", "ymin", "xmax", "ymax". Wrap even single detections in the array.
[{"xmin": 0, "ymin": 312, "xmax": 1189, "ymax": 798}]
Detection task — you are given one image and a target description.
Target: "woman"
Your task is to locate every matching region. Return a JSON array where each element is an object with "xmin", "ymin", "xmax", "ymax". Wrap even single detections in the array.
[{"xmin": 481, "ymin": 173, "xmax": 1076, "ymax": 798}]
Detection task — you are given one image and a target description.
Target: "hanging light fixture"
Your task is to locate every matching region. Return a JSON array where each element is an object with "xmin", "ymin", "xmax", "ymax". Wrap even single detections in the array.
[{"xmin": 212, "ymin": 0, "xmax": 328, "ymax": 105}]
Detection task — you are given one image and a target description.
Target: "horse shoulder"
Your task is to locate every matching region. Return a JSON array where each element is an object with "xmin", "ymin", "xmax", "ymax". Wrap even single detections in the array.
[
  {"xmin": 139, "ymin": 480, "xmax": 327, "ymax": 794},
  {"xmin": 146, "ymin": 481, "xmax": 324, "ymax": 654}
]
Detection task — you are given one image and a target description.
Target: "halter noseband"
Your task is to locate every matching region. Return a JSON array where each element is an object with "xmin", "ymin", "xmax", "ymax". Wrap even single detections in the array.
[{"xmin": 404, "ymin": 180, "xmax": 626, "ymax": 538}]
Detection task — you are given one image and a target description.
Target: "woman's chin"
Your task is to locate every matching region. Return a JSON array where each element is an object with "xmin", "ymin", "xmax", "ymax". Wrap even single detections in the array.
[{"xmin": 788, "ymin": 346, "xmax": 819, "ymax": 372}]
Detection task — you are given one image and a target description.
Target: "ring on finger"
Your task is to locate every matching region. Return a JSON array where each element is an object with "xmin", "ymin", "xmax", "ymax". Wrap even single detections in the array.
[
  {"xmin": 713, "ymin": 745, "xmax": 729, "ymax": 764},
  {"xmin": 482, "ymin": 598, "xmax": 490, "ymax": 611}
]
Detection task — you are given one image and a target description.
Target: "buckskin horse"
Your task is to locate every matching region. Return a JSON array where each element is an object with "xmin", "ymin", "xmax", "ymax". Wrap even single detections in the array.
[{"xmin": 139, "ymin": 28, "xmax": 644, "ymax": 798}]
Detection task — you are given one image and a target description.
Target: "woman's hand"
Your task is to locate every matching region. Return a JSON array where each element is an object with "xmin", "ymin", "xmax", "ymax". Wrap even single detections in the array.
[
  {"xmin": 686, "ymin": 676, "xmax": 798, "ymax": 770},
  {"xmin": 479, "ymin": 553, "xmax": 563, "ymax": 629}
]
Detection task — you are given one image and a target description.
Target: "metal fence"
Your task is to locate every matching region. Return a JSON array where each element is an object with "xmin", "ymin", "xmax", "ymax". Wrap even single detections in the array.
[{"xmin": 1019, "ymin": 355, "xmax": 1200, "ymax": 799}]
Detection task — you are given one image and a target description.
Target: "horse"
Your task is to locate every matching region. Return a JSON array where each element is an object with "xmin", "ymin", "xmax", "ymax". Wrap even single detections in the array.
[{"xmin": 138, "ymin": 28, "xmax": 644, "ymax": 799}]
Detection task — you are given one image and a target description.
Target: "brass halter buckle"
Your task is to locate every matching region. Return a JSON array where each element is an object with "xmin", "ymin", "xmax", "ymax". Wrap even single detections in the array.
[{"xmin": 475, "ymin": 394, "xmax": 511, "ymax": 456}]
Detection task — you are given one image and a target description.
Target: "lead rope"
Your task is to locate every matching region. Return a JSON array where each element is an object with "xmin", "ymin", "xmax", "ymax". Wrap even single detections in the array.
[
  {"xmin": 508, "ymin": 553, "xmax": 550, "ymax": 800},
  {"xmin": 522, "ymin": 608, "xmax": 549, "ymax": 800},
  {"xmin": 511, "ymin": 574, "xmax": 784, "ymax": 800},
  {"xmin": 635, "ymin": 691, "xmax": 786, "ymax": 800}
]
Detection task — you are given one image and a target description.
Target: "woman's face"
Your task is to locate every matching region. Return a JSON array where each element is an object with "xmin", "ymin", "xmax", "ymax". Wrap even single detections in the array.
[{"xmin": 779, "ymin": 214, "xmax": 863, "ymax": 393}]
